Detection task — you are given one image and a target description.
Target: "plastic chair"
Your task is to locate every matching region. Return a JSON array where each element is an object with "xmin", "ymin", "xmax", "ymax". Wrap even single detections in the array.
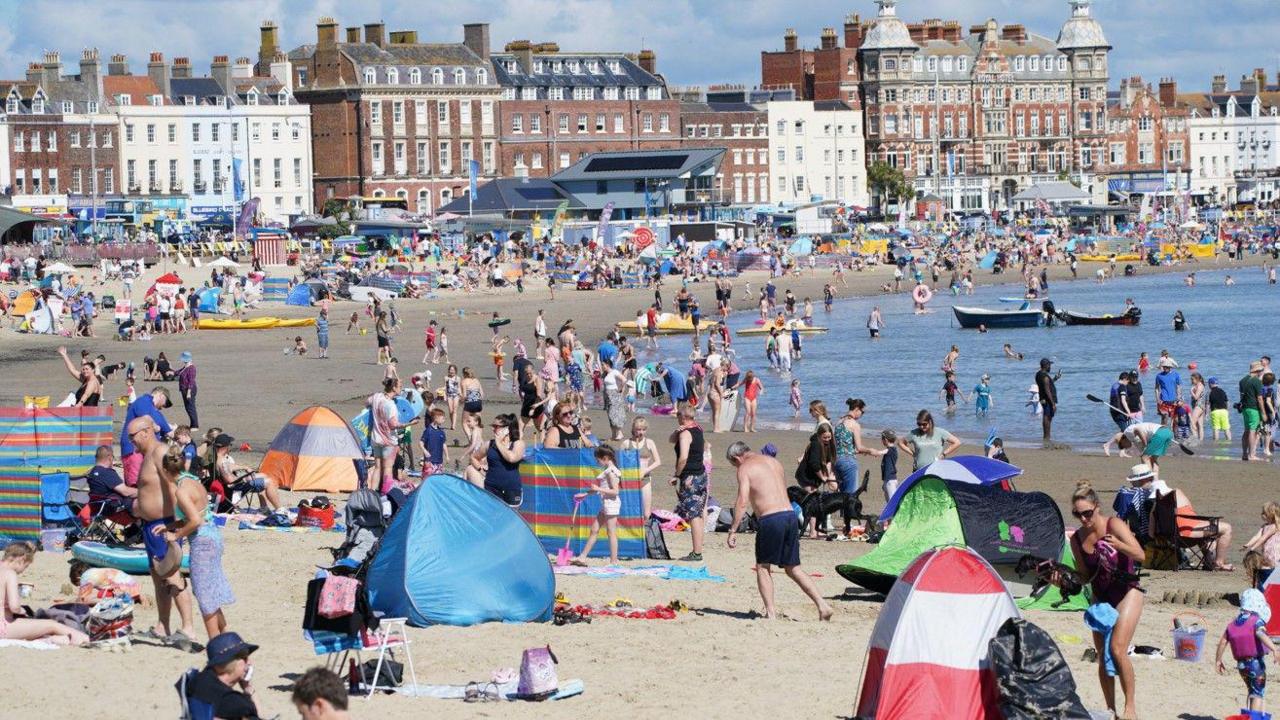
[
  {"xmin": 41, "ymin": 472, "xmax": 75, "ymax": 526},
  {"xmin": 176, "ymin": 668, "xmax": 215, "ymax": 720}
]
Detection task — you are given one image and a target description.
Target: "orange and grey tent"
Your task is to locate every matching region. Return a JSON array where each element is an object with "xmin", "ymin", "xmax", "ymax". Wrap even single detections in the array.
[
  {"xmin": 11, "ymin": 289, "xmax": 40, "ymax": 317},
  {"xmin": 259, "ymin": 406, "xmax": 365, "ymax": 492}
]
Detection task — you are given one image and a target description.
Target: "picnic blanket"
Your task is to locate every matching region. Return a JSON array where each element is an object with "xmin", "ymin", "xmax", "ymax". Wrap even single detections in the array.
[
  {"xmin": 397, "ymin": 678, "xmax": 584, "ymax": 701},
  {"xmin": 551, "ymin": 564, "xmax": 725, "ymax": 582}
]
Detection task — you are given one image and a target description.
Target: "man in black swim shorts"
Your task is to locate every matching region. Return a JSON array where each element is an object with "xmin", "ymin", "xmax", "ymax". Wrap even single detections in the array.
[{"xmin": 725, "ymin": 441, "xmax": 833, "ymax": 621}]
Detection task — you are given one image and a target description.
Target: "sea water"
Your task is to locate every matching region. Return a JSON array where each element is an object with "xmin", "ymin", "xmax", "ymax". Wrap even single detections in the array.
[{"xmin": 654, "ymin": 266, "xmax": 1277, "ymax": 456}]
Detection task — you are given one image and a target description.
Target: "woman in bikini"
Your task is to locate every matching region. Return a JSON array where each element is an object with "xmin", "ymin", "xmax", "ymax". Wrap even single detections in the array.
[
  {"xmin": 622, "ymin": 417, "xmax": 662, "ymax": 522},
  {"xmin": 1066, "ymin": 481, "xmax": 1145, "ymax": 720},
  {"xmin": 0, "ymin": 542, "xmax": 89, "ymax": 645}
]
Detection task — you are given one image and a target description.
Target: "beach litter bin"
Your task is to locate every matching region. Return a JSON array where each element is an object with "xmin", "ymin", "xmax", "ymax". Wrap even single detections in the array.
[{"xmin": 1171, "ymin": 611, "xmax": 1207, "ymax": 662}]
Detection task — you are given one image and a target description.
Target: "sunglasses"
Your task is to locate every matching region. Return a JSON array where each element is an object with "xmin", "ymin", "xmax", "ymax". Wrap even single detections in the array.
[
  {"xmin": 1071, "ymin": 508, "xmax": 1096, "ymax": 520},
  {"xmin": 128, "ymin": 429, "xmax": 151, "ymax": 440}
]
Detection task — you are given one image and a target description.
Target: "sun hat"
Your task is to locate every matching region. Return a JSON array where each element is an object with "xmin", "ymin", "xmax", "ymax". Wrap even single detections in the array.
[
  {"xmin": 179, "ymin": 351, "xmax": 192, "ymax": 363},
  {"xmin": 1251, "ymin": 361, "xmax": 1265, "ymax": 373},
  {"xmin": 1126, "ymin": 463, "xmax": 1156, "ymax": 484},
  {"xmin": 205, "ymin": 631, "xmax": 258, "ymax": 667},
  {"xmin": 213, "ymin": 433, "xmax": 235, "ymax": 448},
  {"xmin": 1158, "ymin": 357, "xmax": 1175, "ymax": 368},
  {"xmin": 1241, "ymin": 588, "xmax": 1273, "ymax": 623}
]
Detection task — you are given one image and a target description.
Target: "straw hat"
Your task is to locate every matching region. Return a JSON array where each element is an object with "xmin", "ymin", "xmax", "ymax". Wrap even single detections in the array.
[
  {"xmin": 1251, "ymin": 361, "xmax": 1265, "ymax": 373},
  {"xmin": 1126, "ymin": 463, "xmax": 1156, "ymax": 484},
  {"xmin": 1158, "ymin": 357, "xmax": 1176, "ymax": 369}
]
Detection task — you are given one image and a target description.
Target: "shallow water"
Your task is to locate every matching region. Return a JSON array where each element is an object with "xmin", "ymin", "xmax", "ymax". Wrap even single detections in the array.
[{"xmin": 654, "ymin": 266, "xmax": 1277, "ymax": 456}]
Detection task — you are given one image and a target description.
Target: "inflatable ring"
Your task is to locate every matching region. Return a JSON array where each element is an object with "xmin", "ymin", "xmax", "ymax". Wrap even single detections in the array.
[{"xmin": 912, "ymin": 285, "xmax": 933, "ymax": 305}]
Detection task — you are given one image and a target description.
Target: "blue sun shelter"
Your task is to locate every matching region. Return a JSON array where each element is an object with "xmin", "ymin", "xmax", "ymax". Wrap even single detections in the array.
[{"xmin": 366, "ymin": 473, "xmax": 555, "ymax": 627}]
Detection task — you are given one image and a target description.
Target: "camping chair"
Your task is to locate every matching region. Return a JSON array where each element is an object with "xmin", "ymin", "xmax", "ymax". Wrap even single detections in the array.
[
  {"xmin": 176, "ymin": 668, "xmax": 215, "ymax": 720},
  {"xmin": 1150, "ymin": 490, "xmax": 1223, "ymax": 571},
  {"xmin": 41, "ymin": 472, "xmax": 77, "ymax": 528}
]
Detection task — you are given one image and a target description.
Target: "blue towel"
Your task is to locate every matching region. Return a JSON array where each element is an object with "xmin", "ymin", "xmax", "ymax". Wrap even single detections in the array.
[{"xmin": 1084, "ymin": 602, "xmax": 1119, "ymax": 677}]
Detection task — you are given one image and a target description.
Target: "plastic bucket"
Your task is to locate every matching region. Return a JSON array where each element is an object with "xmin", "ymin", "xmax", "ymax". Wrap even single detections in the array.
[{"xmin": 1172, "ymin": 611, "xmax": 1208, "ymax": 662}]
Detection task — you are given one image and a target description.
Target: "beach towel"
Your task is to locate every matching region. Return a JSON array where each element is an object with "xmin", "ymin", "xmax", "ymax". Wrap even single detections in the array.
[
  {"xmin": 396, "ymin": 678, "xmax": 584, "ymax": 701},
  {"xmin": 0, "ymin": 639, "xmax": 61, "ymax": 650},
  {"xmin": 551, "ymin": 564, "xmax": 725, "ymax": 582},
  {"xmin": 238, "ymin": 520, "xmax": 346, "ymax": 533}
]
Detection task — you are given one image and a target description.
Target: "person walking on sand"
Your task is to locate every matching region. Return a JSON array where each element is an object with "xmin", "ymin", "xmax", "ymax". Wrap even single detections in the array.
[
  {"xmin": 669, "ymin": 406, "xmax": 708, "ymax": 561},
  {"xmin": 1036, "ymin": 358, "xmax": 1059, "ymax": 444},
  {"xmin": 725, "ymin": 441, "xmax": 833, "ymax": 621},
  {"xmin": 315, "ymin": 308, "xmax": 330, "ymax": 360}
]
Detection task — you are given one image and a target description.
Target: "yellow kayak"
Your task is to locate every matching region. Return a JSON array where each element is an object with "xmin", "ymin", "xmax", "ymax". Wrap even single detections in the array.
[
  {"xmin": 197, "ymin": 317, "xmax": 314, "ymax": 330},
  {"xmin": 737, "ymin": 322, "xmax": 828, "ymax": 336},
  {"xmin": 1078, "ymin": 254, "xmax": 1139, "ymax": 263},
  {"xmin": 615, "ymin": 312, "xmax": 716, "ymax": 335}
]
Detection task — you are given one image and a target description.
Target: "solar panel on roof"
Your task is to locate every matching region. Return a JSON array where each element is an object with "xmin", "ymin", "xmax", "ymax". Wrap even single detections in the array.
[
  {"xmin": 514, "ymin": 187, "xmax": 563, "ymax": 201},
  {"xmin": 584, "ymin": 155, "xmax": 688, "ymax": 173}
]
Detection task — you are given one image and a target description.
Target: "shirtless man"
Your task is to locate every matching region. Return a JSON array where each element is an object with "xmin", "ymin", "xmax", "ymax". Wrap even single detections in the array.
[
  {"xmin": 128, "ymin": 416, "xmax": 197, "ymax": 650},
  {"xmin": 725, "ymin": 441, "xmax": 833, "ymax": 621}
]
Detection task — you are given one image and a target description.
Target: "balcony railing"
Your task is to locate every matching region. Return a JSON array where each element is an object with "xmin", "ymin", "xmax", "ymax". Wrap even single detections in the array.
[{"xmin": 669, "ymin": 188, "xmax": 728, "ymax": 205}]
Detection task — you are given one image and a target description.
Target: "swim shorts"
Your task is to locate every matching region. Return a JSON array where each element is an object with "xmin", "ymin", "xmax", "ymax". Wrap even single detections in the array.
[
  {"xmin": 1244, "ymin": 408, "xmax": 1262, "ymax": 432},
  {"xmin": 1211, "ymin": 409, "xmax": 1231, "ymax": 432},
  {"xmin": 1158, "ymin": 401, "xmax": 1177, "ymax": 418},
  {"xmin": 143, "ymin": 517, "xmax": 177, "ymax": 565},
  {"xmin": 1145, "ymin": 426, "xmax": 1175, "ymax": 457},
  {"xmin": 755, "ymin": 510, "xmax": 801, "ymax": 567},
  {"xmin": 675, "ymin": 472, "xmax": 708, "ymax": 521},
  {"xmin": 372, "ymin": 443, "xmax": 397, "ymax": 460},
  {"xmin": 122, "ymin": 452, "xmax": 144, "ymax": 487},
  {"xmin": 1041, "ymin": 401, "xmax": 1056, "ymax": 420},
  {"xmin": 1238, "ymin": 656, "xmax": 1267, "ymax": 699}
]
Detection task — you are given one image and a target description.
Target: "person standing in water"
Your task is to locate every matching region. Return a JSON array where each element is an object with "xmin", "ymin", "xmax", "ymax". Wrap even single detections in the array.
[{"xmin": 866, "ymin": 306, "xmax": 884, "ymax": 339}]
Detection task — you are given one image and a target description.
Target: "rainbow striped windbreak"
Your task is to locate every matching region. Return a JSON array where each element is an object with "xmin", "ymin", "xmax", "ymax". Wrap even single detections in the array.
[
  {"xmin": 0, "ymin": 465, "xmax": 42, "ymax": 543},
  {"xmin": 519, "ymin": 447, "xmax": 646, "ymax": 559},
  {"xmin": 0, "ymin": 406, "xmax": 115, "ymax": 475}
]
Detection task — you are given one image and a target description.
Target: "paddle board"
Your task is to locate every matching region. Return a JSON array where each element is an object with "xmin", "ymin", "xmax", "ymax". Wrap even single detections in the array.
[
  {"xmin": 717, "ymin": 388, "xmax": 740, "ymax": 432},
  {"xmin": 71, "ymin": 541, "xmax": 190, "ymax": 575}
]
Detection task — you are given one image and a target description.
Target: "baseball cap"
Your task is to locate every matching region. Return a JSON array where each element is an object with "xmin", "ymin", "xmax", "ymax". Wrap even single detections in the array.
[
  {"xmin": 761, "ymin": 443, "xmax": 778, "ymax": 457},
  {"xmin": 1207, "ymin": 376, "xmax": 1218, "ymax": 385},
  {"xmin": 213, "ymin": 433, "xmax": 235, "ymax": 448},
  {"xmin": 205, "ymin": 631, "xmax": 258, "ymax": 667}
]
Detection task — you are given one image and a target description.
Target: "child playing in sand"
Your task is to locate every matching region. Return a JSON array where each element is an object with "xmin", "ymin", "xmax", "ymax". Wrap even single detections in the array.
[
  {"xmin": 286, "ymin": 336, "xmax": 307, "ymax": 355},
  {"xmin": 1215, "ymin": 588, "xmax": 1280, "ymax": 715},
  {"xmin": 384, "ymin": 357, "xmax": 400, "ymax": 383},
  {"xmin": 572, "ymin": 445, "xmax": 622, "ymax": 564},
  {"xmin": 346, "ymin": 311, "xmax": 360, "ymax": 334},
  {"xmin": 986, "ymin": 437, "xmax": 1010, "ymax": 464},
  {"xmin": 880, "ymin": 430, "xmax": 899, "ymax": 502},
  {"xmin": 1, "ymin": 541, "xmax": 89, "ymax": 645},
  {"xmin": 789, "ymin": 378, "xmax": 803, "ymax": 418}
]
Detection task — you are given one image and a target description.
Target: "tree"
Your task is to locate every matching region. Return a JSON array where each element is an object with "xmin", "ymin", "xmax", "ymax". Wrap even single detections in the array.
[
  {"xmin": 1056, "ymin": 169, "xmax": 1081, "ymax": 188},
  {"xmin": 867, "ymin": 161, "xmax": 912, "ymax": 211},
  {"xmin": 318, "ymin": 199, "xmax": 352, "ymax": 238}
]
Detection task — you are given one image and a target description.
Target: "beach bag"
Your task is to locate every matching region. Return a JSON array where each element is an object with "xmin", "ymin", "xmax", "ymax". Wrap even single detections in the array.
[
  {"xmin": 517, "ymin": 645, "xmax": 559, "ymax": 700},
  {"xmin": 36, "ymin": 603, "xmax": 93, "ymax": 635},
  {"xmin": 645, "ymin": 516, "xmax": 671, "ymax": 560},
  {"xmin": 359, "ymin": 659, "xmax": 403, "ymax": 691},
  {"xmin": 295, "ymin": 503, "xmax": 336, "ymax": 530},
  {"xmin": 318, "ymin": 575, "xmax": 360, "ymax": 619},
  {"xmin": 87, "ymin": 595, "xmax": 134, "ymax": 643},
  {"xmin": 1144, "ymin": 540, "xmax": 1178, "ymax": 571}
]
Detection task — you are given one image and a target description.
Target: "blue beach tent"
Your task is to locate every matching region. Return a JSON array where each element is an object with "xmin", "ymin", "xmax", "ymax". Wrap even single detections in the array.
[
  {"xmin": 365, "ymin": 473, "xmax": 555, "ymax": 627},
  {"xmin": 285, "ymin": 283, "xmax": 312, "ymax": 306}
]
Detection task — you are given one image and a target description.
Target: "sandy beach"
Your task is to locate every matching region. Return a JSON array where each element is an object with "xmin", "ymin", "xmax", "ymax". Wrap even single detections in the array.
[{"xmin": 2, "ymin": 253, "xmax": 1274, "ymax": 719}]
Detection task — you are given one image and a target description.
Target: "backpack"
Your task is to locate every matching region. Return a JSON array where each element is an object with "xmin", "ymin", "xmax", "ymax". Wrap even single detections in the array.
[
  {"xmin": 715, "ymin": 507, "xmax": 757, "ymax": 534},
  {"xmin": 517, "ymin": 645, "xmax": 559, "ymax": 700},
  {"xmin": 645, "ymin": 516, "xmax": 671, "ymax": 560}
]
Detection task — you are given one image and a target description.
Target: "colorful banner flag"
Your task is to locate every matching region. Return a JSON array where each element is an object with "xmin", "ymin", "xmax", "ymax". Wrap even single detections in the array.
[
  {"xmin": 468, "ymin": 159, "xmax": 480, "ymax": 201},
  {"xmin": 551, "ymin": 200, "xmax": 570, "ymax": 238},
  {"xmin": 232, "ymin": 157, "xmax": 245, "ymax": 202},
  {"xmin": 235, "ymin": 197, "xmax": 259, "ymax": 240}
]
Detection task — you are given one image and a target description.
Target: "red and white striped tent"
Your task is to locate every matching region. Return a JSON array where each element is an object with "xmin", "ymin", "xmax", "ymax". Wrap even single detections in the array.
[
  {"xmin": 252, "ymin": 229, "xmax": 289, "ymax": 266},
  {"xmin": 855, "ymin": 546, "xmax": 1019, "ymax": 720}
]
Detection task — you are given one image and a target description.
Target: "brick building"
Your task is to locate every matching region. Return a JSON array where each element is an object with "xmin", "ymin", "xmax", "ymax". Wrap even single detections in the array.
[
  {"xmin": 288, "ymin": 18, "xmax": 500, "ymax": 214},
  {"xmin": 1102, "ymin": 76, "xmax": 1191, "ymax": 198},
  {"xmin": 678, "ymin": 86, "xmax": 773, "ymax": 205},
  {"xmin": 760, "ymin": 19, "xmax": 863, "ymax": 104},
  {"xmin": 4, "ymin": 49, "xmax": 118, "ymax": 222},
  {"xmin": 763, "ymin": 0, "xmax": 1110, "ymax": 211},
  {"xmin": 491, "ymin": 42, "xmax": 680, "ymax": 178}
]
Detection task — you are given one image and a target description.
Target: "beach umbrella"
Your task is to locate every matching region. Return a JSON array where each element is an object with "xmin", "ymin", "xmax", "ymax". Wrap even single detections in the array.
[
  {"xmin": 880, "ymin": 456, "xmax": 1022, "ymax": 521},
  {"xmin": 44, "ymin": 262, "xmax": 76, "ymax": 274},
  {"xmin": 208, "ymin": 256, "xmax": 240, "ymax": 269}
]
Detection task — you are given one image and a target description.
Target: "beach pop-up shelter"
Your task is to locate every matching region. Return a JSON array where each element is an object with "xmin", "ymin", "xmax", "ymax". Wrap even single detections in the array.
[{"xmin": 258, "ymin": 406, "xmax": 365, "ymax": 493}]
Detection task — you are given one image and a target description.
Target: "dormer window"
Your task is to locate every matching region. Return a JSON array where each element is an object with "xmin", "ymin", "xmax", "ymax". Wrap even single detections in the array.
[
  {"xmin": 386, "ymin": 67, "xmax": 399, "ymax": 84},
  {"xmin": 587, "ymin": 60, "xmax": 600, "ymax": 74},
  {"xmin": 476, "ymin": 68, "xmax": 488, "ymax": 84},
  {"xmin": 607, "ymin": 59, "xmax": 620, "ymax": 74},
  {"xmin": 61, "ymin": 101, "xmax": 72, "ymax": 113},
  {"xmin": 567, "ymin": 60, "xmax": 580, "ymax": 74},
  {"xmin": 646, "ymin": 86, "xmax": 661, "ymax": 100},
  {"xmin": 246, "ymin": 91, "xmax": 258, "ymax": 106},
  {"xmin": 453, "ymin": 68, "xmax": 465, "ymax": 84},
  {"xmin": 942, "ymin": 56, "xmax": 954, "ymax": 73},
  {"xmin": 277, "ymin": 91, "xmax": 288, "ymax": 105},
  {"xmin": 505, "ymin": 60, "xmax": 519, "ymax": 74},
  {"xmin": 957, "ymin": 56, "xmax": 968, "ymax": 72},
  {"xmin": 32, "ymin": 98, "xmax": 45, "ymax": 113},
  {"xmin": 1028, "ymin": 56, "xmax": 1039, "ymax": 72},
  {"xmin": 149, "ymin": 94, "xmax": 163, "ymax": 106},
  {"xmin": 297, "ymin": 68, "xmax": 308, "ymax": 86},
  {"xmin": 1014, "ymin": 56, "xmax": 1025, "ymax": 72},
  {"xmin": 363, "ymin": 68, "xmax": 376, "ymax": 84},
  {"xmin": 431, "ymin": 67, "xmax": 443, "ymax": 84},
  {"xmin": 116, "ymin": 94, "xmax": 130, "ymax": 106},
  {"xmin": 552, "ymin": 60, "xmax": 563, "ymax": 73},
  {"xmin": 6, "ymin": 97, "xmax": 18, "ymax": 113},
  {"xmin": 1057, "ymin": 56, "xmax": 1067, "ymax": 72},
  {"xmin": 409, "ymin": 68, "xmax": 421, "ymax": 84},
  {"xmin": 183, "ymin": 95, "xmax": 195, "ymax": 106}
]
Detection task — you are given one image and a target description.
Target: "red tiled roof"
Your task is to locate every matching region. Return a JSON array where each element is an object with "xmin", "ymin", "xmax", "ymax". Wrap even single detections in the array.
[{"xmin": 103, "ymin": 75, "xmax": 164, "ymax": 105}]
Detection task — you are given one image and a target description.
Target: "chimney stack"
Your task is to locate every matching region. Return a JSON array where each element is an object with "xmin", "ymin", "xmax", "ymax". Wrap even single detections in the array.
[
  {"xmin": 346, "ymin": 27, "xmax": 360, "ymax": 43},
  {"xmin": 211, "ymin": 55, "xmax": 232, "ymax": 94},
  {"xmin": 269, "ymin": 52, "xmax": 292, "ymax": 92},
  {"xmin": 79, "ymin": 48, "xmax": 102, "ymax": 102},
  {"xmin": 172, "ymin": 57, "xmax": 191, "ymax": 79},
  {"xmin": 1158, "ymin": 77, "xmax": 1177, "ymax": 107},
  {"xmin": 41, "ymin": 50, "xmax": 62, "ymax": 88},
  {"xmin": 108, "ymin": 53, "xmax": 129, "ymax": 76},
  {"xmin": 784, "ymin": 28, "xmax": 798, "ymax": 52},
  {"xmin": 316, "ymin": 16, "xmax": 338, "ymax": 49},
  {"xmin": 26, "ymin": 62, "xmax": 42, "ymax": 83},
  {"xmin": 1211, "ymin": 74, "xmax": 1227, "ymax": 93},
  {"xmin": 1240, "ymin": 73, "xmax": 1259, "ymax": 95},
  {"xmin": 364, "ymin": 22, "xmax": 385, "ymax": 48},
  {"xmin": 147, "ymin": 51, "xmax": 171, "ymax": 98},
  {"xmin": 257, "ymin": 20, "xmax": 280, "ymax": 76},
  {"xmin": 820, "ymin": 27, "xmax": 837, "ymax": 50},
  {"xmin": 463, "ymin": 23, "xmax": 490, "ymax": 61},
  {"xmin": 506, "ymin": 40, "xmax": 533, "ymax": 73},
  {"xmin": 232, "ymin": 57, "xmax": 253, "ymax": 80},
  {"xmin": 638, "ymin": 49, "xmax": 656, "ymax": 75},
  {"xmin": 843, "ymin": 14, "xmax": 863, "ymax": 48},
  {"xmin": 389, "ymin": 30, "xmax": 418, "ymax": 44}
]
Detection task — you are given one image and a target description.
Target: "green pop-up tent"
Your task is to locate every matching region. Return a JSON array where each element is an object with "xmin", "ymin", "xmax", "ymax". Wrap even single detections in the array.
[{"xmin": 838, "ymin": 477, "xmax": 1086, "ymax": 610}]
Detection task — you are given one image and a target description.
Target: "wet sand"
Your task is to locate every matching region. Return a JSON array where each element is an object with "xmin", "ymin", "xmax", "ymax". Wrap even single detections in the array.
[{"xmin": 1, "ymin": 251, "xmax": 1273, "ymax": 719}]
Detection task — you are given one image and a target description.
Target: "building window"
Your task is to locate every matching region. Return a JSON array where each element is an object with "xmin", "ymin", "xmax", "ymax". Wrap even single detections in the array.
[
  {"xmin": 595, "ymin": 113, "xmax": 606, "ymax": 132},
  {"xmin": 1138, "ymin": 142, "xmax": 1154, "ymax": 164},
  {"xmin": 417, "ymin": 189, "xmax": 430, "ymax": 212},
  {"xmin": 371, "ymin": 141, "xmax": 384, "ymax": 175},
  {"xmin": 72, "ymin": 167, "xmax": 82, "ymax": 194},
  {"xmin": 104, "ymin": 167, "xmax": 113, "ymax": 193},
  {"xmin": 393, "ymin": 101, "xmax": 404, "ymax": 125},
  {"xmin": 776, "ymin": 147, "xmax": 786, "ymax": 163},
  {"xmin": 146, "ymin": 124, "xmax": 156, "ymax": 143},
  {"xmin": 409, "ymin": 68, "xmax": 421, "ymax": 85},
  {"xmin": 531, "ymin": 152, "xmax": 543, "ymax": 169},
  {"xmin": 273, "ymin": 158, "xmax": 282, "ymax": 187},
  {"xmin": 624, "ymin": 86, "xmax": 639, "ymax": 100},
  {"xmin": 232, "ymin": 123, "xmax": 239, "ymax": 142},
  {"xmin": 453, "ymin": 68, "xmax": 466, "ymax": 84},
  {"xmin": 530, "ymin": 114, "xmax": 542, "ymax": 133},
  {"xmin": 477, "ymin": 68, "xmax": 488, "ymax": 84},
  {"xmin": 251, "ymin": 122, "xmax": 261, "ymax": 141},
  {"xmin": 438, "ymin": 140, "xmax": 451, "ymax": 172},
  {"xmin": 795, "ymin": 145, "xmax": 803, "ymax": 161},
  {"xmin": 370, "ymin": 101, "xmax": 382, "ymax": 125},
  {"xmin": 127, "ymin": 159, "xmax": 136, "ymax": 189},
  {"xmin": 364, "ymin": 68, "xmax": 376, "ymax": 84},
  {"xmin": 481, "ymin": 101, "xmax": 494, "ymax": 129},
  {"xmin": 5, "ymin": 97, "xmax": 16, "ymax": 113},
  {"xmin": 659, "ymin": 113, "xmax": 670, "ymax": 132},
  {"xmin": 271, "ymin": 123, "xmax": 281, "ymax": 140},
  {"xmin": 437, "ymin": 101, "xmax": 449, "ymax": 124},
  {"xmin": 483, "ymin": 140, "xmax": 494, "ymax": 172},
  {"xmin": 604, "ymin": 86, "xmax": 619, "ymax": 100},
  {"xmin": 577, "ymin": 114, "xmax": 588, "ymax": 133},
  {"xmin": 460, "ymin": 100, "xmax": 472, "ymax": 127},
  {"xmin": 558, "ymin": 114, "xmax": 570, "ymax": 133},
  {"xmin": 548, "ymin": 87, "xmax": 564, "ymax": 101},
  {"xmin": 559, "ymin": 152, "xmax": 570, "ymax": 169},
  {"xmin": 394, "ymin": 141, "xmax": 406, "ymax": 174},
  {"xmin": 1109, "ymin": 142, "xmax": 1125, "ymax": 165},
  {"xmin": 460, "ymin": 141, "xmax": 472, "ymax": 163},
  {"xmin": 512, "ymin": 114, "xmax": 523, "ymax": 133},
  {"xmin": 293, "ymin": 158, "xmax": 302, "ymax": 186},
  {"xmin": 417, "ymin": 141, "xmax": 429, "ymax": 174},
  {"xmin": 1015, "ymin": 56, "xmax": 1025, "ymax": 72},
  {"xmin": 926, "ymin": 56, "xmax": 937, "ymax": 72},
  {"xmin": 70, "ymin": 131, "xmax": 81, "ymax": 148},
  {"xmin": 431, "ymin": 68, "xmax": 444, "ymax": 84}
]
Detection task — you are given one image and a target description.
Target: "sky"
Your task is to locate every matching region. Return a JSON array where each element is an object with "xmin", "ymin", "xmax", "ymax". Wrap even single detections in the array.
[{"xmin": 1, "ymin": 0, "xmax": 1278, "ymax": 94}]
